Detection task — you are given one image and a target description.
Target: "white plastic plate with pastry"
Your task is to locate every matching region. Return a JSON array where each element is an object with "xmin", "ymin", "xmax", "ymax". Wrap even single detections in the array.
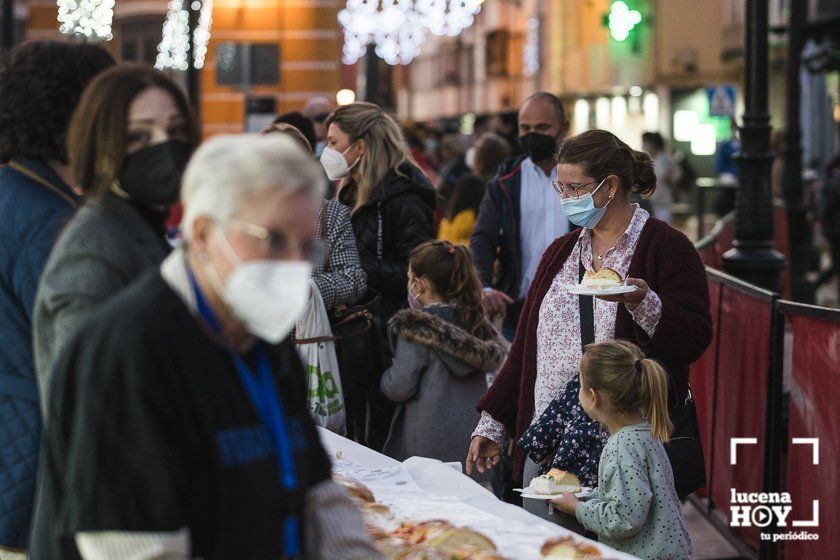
[
  {"xmin": 566, "ymin": 284, "xmax": 638, "ymax": 296},
  {"xmin": 513, "ymin": 487, "xmax": 595, "ymax": 500}
]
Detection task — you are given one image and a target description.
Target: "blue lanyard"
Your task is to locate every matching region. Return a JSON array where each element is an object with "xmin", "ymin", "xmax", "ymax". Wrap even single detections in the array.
[{"xmin": 189, "ymin": 269, "xmax": 301, "ymax": 557}]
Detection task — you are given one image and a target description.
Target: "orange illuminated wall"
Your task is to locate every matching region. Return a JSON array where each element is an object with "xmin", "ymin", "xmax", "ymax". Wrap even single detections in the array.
[
  {"xmin": 202, "ymin": 0, "xmax": 344, "ymax": 135},
  {"xmin": 20, "ymin": 0, "xmax": 349, "ymax": 136}
]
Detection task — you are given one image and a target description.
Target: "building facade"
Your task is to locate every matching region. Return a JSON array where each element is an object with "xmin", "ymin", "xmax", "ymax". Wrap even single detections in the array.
[
  {"xmin": 395, "ymin": 0, "xmax": 799, "ymax": 178},
  {"xmin": 14, "ymin": 0, "xmax": 349, "ymax": 135}
]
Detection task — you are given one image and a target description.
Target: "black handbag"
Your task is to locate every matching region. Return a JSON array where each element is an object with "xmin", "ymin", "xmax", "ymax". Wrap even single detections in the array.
[
  {"xmin": 330, "ymin": 290, "xmax": 387, "ymax": 445},
  {"xmin": 578, "ymin": 261, "xmax": 706, "ymax": 500},
  {"xmin": 663, "ymin": 386, "xmax": 707, "ymax": 499}
]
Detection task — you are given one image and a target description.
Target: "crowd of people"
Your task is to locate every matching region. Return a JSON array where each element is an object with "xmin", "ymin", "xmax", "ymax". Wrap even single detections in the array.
[{"xmin": 0, "ymin": 40, "xmax": 715, "ymax": 560}]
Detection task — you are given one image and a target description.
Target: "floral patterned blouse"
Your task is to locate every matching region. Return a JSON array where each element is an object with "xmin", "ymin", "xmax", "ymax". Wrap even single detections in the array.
[
  {"xmin": 475, "ymin": 207, "xmax": 662, "ymax": 447},
  {"xmin": 517, "ymin": 377, "xmax": 608, "ymax": 488}
]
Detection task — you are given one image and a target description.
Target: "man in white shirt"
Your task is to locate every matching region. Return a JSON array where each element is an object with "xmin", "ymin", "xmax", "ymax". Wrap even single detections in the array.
[{"xmin": 471, "ymin": 93, "xmax": 570, "ymax": 340}]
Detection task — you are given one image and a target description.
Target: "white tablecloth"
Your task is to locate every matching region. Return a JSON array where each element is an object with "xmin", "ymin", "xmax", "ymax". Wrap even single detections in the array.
[{"xmin": 318, "ymin": 428, "xmax": 637, "ymax": 560}]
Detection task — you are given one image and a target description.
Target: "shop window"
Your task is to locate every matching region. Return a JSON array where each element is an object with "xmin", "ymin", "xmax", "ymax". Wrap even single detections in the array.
[
  {"xmin": 118, "ymin": 16, "xmax": 166, "ymax": 65},
  {"xmin": 486, "ymin": 29, "xmax": 511, "ymax": 78},
  {"xmin": 440, "ymin": 39, "xmax": 466, "ymax": 86}
]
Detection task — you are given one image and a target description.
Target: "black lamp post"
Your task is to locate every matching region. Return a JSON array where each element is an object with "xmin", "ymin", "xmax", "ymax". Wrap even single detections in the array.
[
  {"xmin": 781, "ymin": 0, "xmax": 817, "ymax": 303},
  {"xmin": 722, "ymin": 0, "xmax": 785, "ymax": 291}
]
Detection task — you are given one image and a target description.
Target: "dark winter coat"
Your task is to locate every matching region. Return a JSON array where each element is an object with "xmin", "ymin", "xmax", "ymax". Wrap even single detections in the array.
[
  {"xmin": 0, "ymin": 158, "xmax": 80, "ymax": 549},
  {"xmin": 477, "ymin": 219, "xmax": 712, "ymax": 480},
  {"xmin": 34, "ymin": 192, "xmax": 170, "ymax": 417},
  {"xmin": 380, "ymin": 305, "xmax": 508, "ymax": 470},
  {"xmin": 339, "ymin": 163, "xmax": 436, "ymax": 327},
  {"xmin": 470, "ymin": 155, "xmax": 527, "ymax": 330}
]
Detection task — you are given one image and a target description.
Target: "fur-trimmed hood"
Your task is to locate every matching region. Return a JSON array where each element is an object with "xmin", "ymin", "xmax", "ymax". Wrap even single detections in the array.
[{"xmin": 388, "ymin": 307, "xmax": 509, "ymax": 375}]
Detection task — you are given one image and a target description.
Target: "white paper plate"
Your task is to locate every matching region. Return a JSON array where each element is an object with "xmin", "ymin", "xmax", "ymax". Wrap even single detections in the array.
[
  {"xmin": 566, "ymin": 284, "xmax": 638, "ymax": 296},
  {"xmin": 513, "ymin": 487, "xmax": 594, "ymax": 500}
]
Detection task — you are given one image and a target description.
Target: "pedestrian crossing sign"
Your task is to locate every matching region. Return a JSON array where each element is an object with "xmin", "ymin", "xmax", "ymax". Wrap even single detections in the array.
[{"xmin": 707, "ymin": 85, "xmax": 736, "ymax": 117}]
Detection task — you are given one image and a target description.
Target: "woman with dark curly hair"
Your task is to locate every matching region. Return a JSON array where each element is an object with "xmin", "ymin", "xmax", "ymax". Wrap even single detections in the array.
[
  {"xmin": 33, "ymin": 65, "xmax": 199, "ymax": 414},
  {"xmin": 0, "ymin": 40, "xmax": 113, "ymax": 557}
]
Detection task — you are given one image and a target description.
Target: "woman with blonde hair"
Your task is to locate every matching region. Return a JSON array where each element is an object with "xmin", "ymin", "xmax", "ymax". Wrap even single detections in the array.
[
  {"xmin": 321, "ymin": 102, "xmax": 435, "ymax": 450},
  {"xmin": 321, "ymin": 102, "xmax": 435, "ymax": 328},
  {"xmin": 260, "ymin": 122, "xmax": 367, "ymax": 311}
]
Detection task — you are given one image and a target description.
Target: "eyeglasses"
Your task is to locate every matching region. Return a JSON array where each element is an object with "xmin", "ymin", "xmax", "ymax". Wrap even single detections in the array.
[
  {"xmin": 227, "ymin": 218, "xmax": 327, "ymax": 266},
  {"xmin": 551, "ymin": 179, "xmax": 601, "ymax": 199}
]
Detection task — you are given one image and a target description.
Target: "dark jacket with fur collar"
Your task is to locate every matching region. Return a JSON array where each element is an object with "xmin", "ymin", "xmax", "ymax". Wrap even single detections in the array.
[{"xmin": 380, "ymin": 305, "xmax": 509, "ymax": 470}]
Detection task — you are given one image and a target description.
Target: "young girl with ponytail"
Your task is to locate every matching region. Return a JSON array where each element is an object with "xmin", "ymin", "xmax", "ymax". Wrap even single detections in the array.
[
  {"xmin": 379, "ymin": 240, "xmax": 509, "ymax": 473},
  {"xmin": 550, "ymin": 340, "xmax": 692, "ymax": 560}
]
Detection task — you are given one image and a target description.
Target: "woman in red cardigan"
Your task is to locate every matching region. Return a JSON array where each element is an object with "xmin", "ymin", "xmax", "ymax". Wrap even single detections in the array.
[{"xmin": 466, "ymin": 130, "xmax": 712, "ymax": 510}]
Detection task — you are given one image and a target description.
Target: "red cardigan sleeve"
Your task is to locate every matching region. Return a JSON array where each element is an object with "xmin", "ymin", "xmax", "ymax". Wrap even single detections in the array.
[
  {"xmin": 625, "ymin": 224, "xmax": 712, "ymax": 367},
  {"xmin": 475, "ymin": 315, "xmax": 525, "ymax": 434}
]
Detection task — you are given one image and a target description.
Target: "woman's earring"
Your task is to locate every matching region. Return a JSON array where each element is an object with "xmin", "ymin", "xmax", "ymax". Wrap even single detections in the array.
[{"xmin": 197, "ymin": 252, "xmax": 210, "ymax": 263}]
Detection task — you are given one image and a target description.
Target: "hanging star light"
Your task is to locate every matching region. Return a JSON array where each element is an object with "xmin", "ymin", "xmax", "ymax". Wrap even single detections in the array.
[
  {"xmin": 57, "ymin": 0, "xmax": 115, "ymax": 40},
  {"xmin": 155, "ymin": 0, "xmax": 214, "ymax": 71},
  {"xmin": 414, "ymin": 0, "xmax": 483, "ymax": 37},
  {"xmin": 338, "ymin": 0, "xmax": 426, "ymax": 66}
]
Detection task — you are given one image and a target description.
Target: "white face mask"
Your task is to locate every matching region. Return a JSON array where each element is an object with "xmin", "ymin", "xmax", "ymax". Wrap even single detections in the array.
[
  {"xmin": 208, "ymin": 227, "xmax": 312, "ymax": 343},
  {"xmin": 319, "ymin": 143, "xmax": 360, "ymax": 181}
]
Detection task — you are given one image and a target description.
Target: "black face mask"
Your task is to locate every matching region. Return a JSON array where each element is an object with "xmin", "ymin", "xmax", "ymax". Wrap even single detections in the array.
[
  {"xmin": 519, "ymin": 132, "xmax": 558, "ymax": 164},
  {"xmin": 117, "ymin": 140, "xmax": 191, "ymax": 205}
]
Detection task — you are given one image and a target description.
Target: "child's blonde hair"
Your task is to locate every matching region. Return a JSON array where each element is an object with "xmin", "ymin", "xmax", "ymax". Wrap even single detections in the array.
[{"xmin": 580, "ymin": 340, "xmax": 673, "ymax": 442}]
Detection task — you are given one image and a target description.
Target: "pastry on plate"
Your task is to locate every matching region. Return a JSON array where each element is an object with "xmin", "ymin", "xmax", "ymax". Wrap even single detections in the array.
[
  {"xmin": 361, "ymin": 502, "xmax": 397, "ymax": 534},
  {"xmin": 541, "ymin": 535, "xmax": 602, "ymax": 558},
  {"xmin": 425, "ymin": 528, "xmax": 497, "ymax": 552},
  {"xmin": 391, "ymin": 520, "xmax": 455, "ymax": 545},
  {"xmin": 581, "ymin": 267, "xmax": 623, "ymax": 290},
  {"xmin": 528, "ymin": 469, "xmax": 583, "ymax": 495},
  {"xmin": 458, "ymin": 552, "xmax": 511, "ymax": 560},
  {"xmin": 332, "ymin": 474, "xmax": 375, "ymax": 503},
  {"xmin": 394, "ymin": 546, "xmax": 453, "ymax": 560},
  {"xmin": 374, "ymin": 537, "xmax": 412, "ymax": 559}
]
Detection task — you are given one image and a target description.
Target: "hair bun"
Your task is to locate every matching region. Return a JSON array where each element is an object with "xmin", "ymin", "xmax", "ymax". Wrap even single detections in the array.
[{"xmin": 631, "ymin": 149, "xmax": 657, "ymax": 198}]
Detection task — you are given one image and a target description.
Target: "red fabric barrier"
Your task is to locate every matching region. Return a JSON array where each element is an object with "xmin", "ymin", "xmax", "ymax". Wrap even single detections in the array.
[
  {"xmin": 713, "ymin": 220, "xmax": 736, "ymax": 269},
  {"xmin": 688, "ymin": 280, "xmax": 722, "ymax": 498},
  {"xmin": 697, "ymin": 244, "xmax": 718, "ymax": 269},
  {"xmin": 708, "ymin": 284, "xmax": 774, "ymax": 548},
  {"xmin": 783, "ymin": 312, "xmax": 840, "ymax": 559},
  {"xmin": 708, "ymin": 209, "xmax": 790, "ymax": 297}
]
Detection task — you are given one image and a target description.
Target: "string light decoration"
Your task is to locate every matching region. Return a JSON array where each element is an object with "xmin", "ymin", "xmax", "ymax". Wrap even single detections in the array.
[
  {"xmin": 339, "ymin": 0, "xmax": 483, "ymax": 65},
  {"xmin": 193, "ymin": 0, "xmax": 213, "ymax": 69},
  {"xmin": 57, "ymin": 0, "xmax": 115, "ymax": 40},
  {"xmin": 522, "ymin": 16, "xmax": 540, "ymax": 77},
  {"xmin": 155, "ymin": 0, "xmax": 214, "ymax": 71},
  {"xmin": 338, "ymin": 0, "xmax": 426, "ymax": 66},
  {"xmin": 413, "ymin": 0, "xmax": 483, "ymax": 37}
]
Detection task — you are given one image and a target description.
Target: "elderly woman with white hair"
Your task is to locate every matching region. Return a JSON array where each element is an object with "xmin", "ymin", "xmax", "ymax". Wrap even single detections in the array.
[{"xmin": 30, "ymin": 134, "xmax": 382, "ymax": 560}]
